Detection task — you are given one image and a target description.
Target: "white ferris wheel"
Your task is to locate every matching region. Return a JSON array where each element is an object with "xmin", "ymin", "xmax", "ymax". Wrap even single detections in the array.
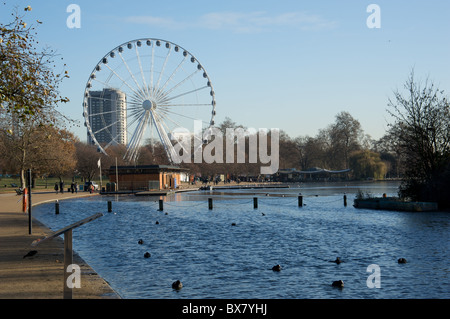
[{"xmin": 83, "ymin": 38, "xmax": 216, "ymax": 163}]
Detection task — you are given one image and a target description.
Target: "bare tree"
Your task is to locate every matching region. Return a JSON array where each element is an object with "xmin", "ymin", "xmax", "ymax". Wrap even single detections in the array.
[
  {"xmin": 328, "ymin": 111, "xmax": 364, "ymax": 169},
  {"xmin": 387, "ymin": 70, "xmax": 450, "ymax": 207},
  {"xmin": 74, "ymin": 142, "xmax": 100, "ymax": 182},
  {"xmin": 0, "ymin": 115, "xmax": 76, "ymax": 187}
]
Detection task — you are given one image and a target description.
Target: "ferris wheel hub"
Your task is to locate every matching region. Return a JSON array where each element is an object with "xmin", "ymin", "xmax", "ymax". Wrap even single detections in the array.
[{"xmin": 142, "ymin": 99, "xmax": 154, "ymax": 110}]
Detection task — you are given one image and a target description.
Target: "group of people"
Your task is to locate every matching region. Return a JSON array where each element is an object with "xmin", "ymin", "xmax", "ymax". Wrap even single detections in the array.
[{"xmin": 54, "ymin": 181, "xmax": 78, "ymax": 194}]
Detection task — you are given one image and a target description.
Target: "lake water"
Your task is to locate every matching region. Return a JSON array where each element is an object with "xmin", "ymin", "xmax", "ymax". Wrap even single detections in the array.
[{"xmin": 33, "ymin": 181, "xmax": 449, "ymax": 299}]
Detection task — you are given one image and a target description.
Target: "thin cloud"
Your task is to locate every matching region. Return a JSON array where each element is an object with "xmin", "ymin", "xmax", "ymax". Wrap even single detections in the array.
[
  {"xmin": 123, "ymin": 11, "xmax": 337, "ymax": 33},
  {"xmin": 123, "ymin": 15, "xmax": 181, "ymax": 29},
  {"xmin": 199, "ymin": 11, "xmax": 337, "ymax": 33}
]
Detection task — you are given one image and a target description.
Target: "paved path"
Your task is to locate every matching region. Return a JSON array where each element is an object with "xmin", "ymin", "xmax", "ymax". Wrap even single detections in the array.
[{"xmin": 0, "ymin": 190, "xmax": 120, "ymax": 299}]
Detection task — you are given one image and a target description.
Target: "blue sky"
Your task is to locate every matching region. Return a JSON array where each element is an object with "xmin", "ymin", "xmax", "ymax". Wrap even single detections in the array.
[{"xmin": 2, "ymin": 0, "xmax": 449, "ymax": 142}]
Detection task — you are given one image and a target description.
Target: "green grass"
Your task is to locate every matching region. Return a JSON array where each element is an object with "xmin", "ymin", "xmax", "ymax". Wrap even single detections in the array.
[{"xmin": 0, "ymin": 176, "xmax": 100, "ymax": 193}]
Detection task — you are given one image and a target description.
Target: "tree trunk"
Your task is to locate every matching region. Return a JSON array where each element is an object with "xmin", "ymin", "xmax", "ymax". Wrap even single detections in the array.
[{"xmin": 20, "ymin": 169, "xmax": 25, "ymax": 189}]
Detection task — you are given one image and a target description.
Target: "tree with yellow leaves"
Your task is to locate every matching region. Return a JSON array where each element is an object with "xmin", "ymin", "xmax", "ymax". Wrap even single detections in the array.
[
  {"xmin": 0, "ymin": 4, "xmax": 72, "ymax": 187},
  {"xmin": 0, "ymin": 4, "xmax": 69, "ymax": 123}
]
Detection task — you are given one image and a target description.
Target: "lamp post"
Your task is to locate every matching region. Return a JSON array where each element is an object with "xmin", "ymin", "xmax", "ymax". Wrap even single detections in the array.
[{"xmin": 27, "ymin": 169, "xmax": 32, "ymax": 235}]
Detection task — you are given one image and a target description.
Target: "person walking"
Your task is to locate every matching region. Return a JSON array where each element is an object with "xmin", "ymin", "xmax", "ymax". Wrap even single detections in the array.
[{"xmin": 54, "ymin": 182, "xmax": 59, "ymax": 194}]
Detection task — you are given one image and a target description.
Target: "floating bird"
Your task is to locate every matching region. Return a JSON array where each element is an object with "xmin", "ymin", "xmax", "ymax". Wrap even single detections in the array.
[
  {"xmin": 332, "ymin": 257, "xmax": 342, "ymax": 264},
  {"xmin": 272, "ymin": 264, "xmax": 282, "ymax": 271},
  {"xmin": 138, "ymin": 239, "xmax": 144, "ymax": 245},
  {"xmin": 332, "ymin": 280, "xmax": 344, "ymax": 288},
  {"xmin": 155, "ymin": 221, "xmax": 159, "ymax": 225},
  {"xmin": 23, "ymin": 250, "xmax": 37, "ymax": 259},
  {"xmin": 144, "ymin": 252, "xmax": 151, "ymax": 258},
  {"xmin": 172, "ymin": 280, "xmax": 183, "ymax": 290},
  {"xmin": 398, "ymin": 258, "xmax": 407, "ymax": 264},
  {"xmin": 231, "ymin": 222, "xmax": 236, "ymax": 226}
]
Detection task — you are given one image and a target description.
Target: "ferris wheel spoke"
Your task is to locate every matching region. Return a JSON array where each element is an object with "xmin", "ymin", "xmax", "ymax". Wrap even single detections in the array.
[
  {"xmin": 154, "ymin": 112, "xmax": 191, "ymax": 155},
  {"xmin": 93, "ymin": 119, "xmax": 121, "ymax": 135},
  {"xmin": 160, "ymin": 85, "xmax": 210, "ymax": 104},
  {"xmin": 118, "ymin": 51, "xmax": 147, "ymax": 99},
  {"xmin": 127, "ymin": 107, "xmax": 147, "ymax": 127},
  {"xmin": 127, "ymin": 106, "xmax": 145, "ymax": 115},
  {"xmin": 157, "ymin": 56, "xmax": 188, "ymax": 97},
  {"xmin": 151, "ymin": 112, "xmax": 178, "ymax": 162},
  {"xmin": 126, "ymin": 113, "xmax": 142, "ymax": 129},
  {"xmin": 160, "ymin": 108, "xmax": 210, "ymax": 125},
  {"xmin": 103, "ymin": 63, "xmax": 146, "ymax": 100},
  {"xmin": 135, "ymin": 45, "xmax": 149, "ymax": 97},
  {"xmin": 87, "ymin": 95, "xmax": 141, "ymax": 110},
  {"xmin": 126, "ymin": 112, "xmax": 149, "ymax": 161},
  {"xmin": 133, "ymin": 117, "xmax": 149, "ymax": 153},
  {"xmin": 129, "ymin": 98, "xmax": 144, "ymax": 108},
  {"xmin": 149, "ymin": 119, "xmax": 155, "ymax": 152},
  {"xmin": 103, "ymin": 134, "xmax": 121, "ymax": 150},
  {"xmin": 157, "ymin": 69, "xmax": 200, "ymax": 101},
  {"xmin": 155, "ymin": 45, "xmax": 171, "ymax": 95},
  {"xmin": 150, "ymin": 44, "xmax": 155, "ymax": 96},
  {"xmin": 91, "ymin": 78, "xmax": 117, "ymax": 90},
  {"xmin": 128, "ymin": 108, "xmax": 144, "ymax": 120},
  {"xmin": 159, "ymin": 103, "xmax": 211, "ymax": 107},
  {"xmin": 125, "ymin": 115, "xmax": 143, "ymax": 143},
  {"xmin": 88, "ymin": 109, "xmax": 121, "ymax": 118},
  {"xmin": 155, "ymin": 111, "xmax": 186, "ymax": 131},
  {"xmin": 87, "ymin": 94, "xmax": 124, "ymax": 103}
]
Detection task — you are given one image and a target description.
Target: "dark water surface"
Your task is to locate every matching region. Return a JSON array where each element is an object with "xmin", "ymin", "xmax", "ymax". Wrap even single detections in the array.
[{"xmin": 33, "ymin": 181, "xmax": 449, "ymax": 299}]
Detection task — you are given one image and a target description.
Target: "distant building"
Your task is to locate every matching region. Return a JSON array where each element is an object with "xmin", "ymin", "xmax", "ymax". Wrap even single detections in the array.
[
  {"xmin": 108, "ymin": 165, "xmax": 188, "ymax": 191},
  {"xmin": 87, "ymin": 88, "xmax": 127, "ymax": 146},
  {"xmin": 274, "ymin": 167, "xmax": 351, "ymax": 182}
]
